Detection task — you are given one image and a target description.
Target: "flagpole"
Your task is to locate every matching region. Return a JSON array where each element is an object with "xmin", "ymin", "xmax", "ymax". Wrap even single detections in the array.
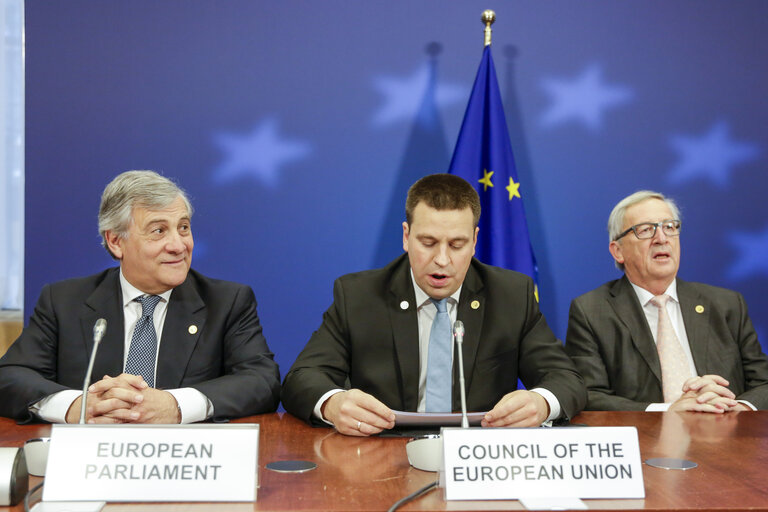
[{"xmin": 482, "ymin": 10, "xmax": 495, "ymax": 47}]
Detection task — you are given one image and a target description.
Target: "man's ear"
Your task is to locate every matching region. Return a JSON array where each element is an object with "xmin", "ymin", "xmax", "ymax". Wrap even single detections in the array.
[
  {"xmin": 402, "ymin": 222, "xmax": 410, "ymax": 253},
  {"xmin": 105, "ymin": 230, "xmax": 124, "ymax": 260},
  {"xmin": 608, "ymin": 240, "xmax": 624, "ymax": 266}
]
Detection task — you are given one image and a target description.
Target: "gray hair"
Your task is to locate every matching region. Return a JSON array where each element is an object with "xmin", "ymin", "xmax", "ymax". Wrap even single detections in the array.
[
  {"xmin": 607, "ymin": 190, "xmax": 681, "ymax": 271},
  {"xmin": 99, "ymin": 170, "xmax": 193, "ymax": 259}
]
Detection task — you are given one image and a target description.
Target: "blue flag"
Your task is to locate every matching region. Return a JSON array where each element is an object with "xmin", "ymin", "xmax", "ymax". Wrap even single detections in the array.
[{"xmin": 448, "ymin": 46, "xmax": 538, "ymax": 289}]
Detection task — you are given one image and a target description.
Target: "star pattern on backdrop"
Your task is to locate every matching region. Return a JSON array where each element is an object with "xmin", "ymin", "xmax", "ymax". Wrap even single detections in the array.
[
  {"xmin": 478, "ymin": 169, "xmax": 494, "ymax": 191},
  {"xmin": 212, "ymin": 119, "xmax": 311, "ymax": 187},
  {"xmin": 371, "ymin": 65, "xmax": 465, "ymax": 127},
  {"xmin": 506, "ymin": 177, "xmax": 521, "ymax": 200},
  {"xmin": 539, "ymin": 63, "xmax": 633, "ymax": 131},
  {"xmin": 726, "ymin": 224, "xmax": 768, "ymax": 280},
  {"xmin": 667, "ymin": 121, "xmax": 761, "ymax": 187}
]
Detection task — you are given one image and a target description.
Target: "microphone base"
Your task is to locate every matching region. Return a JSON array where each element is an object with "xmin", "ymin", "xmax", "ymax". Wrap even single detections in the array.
[
  {"xmin": 406, "ymin": 434, "xmax": 443, "ymax": 472},
  {"xmin": 0, "ymin": 447, "xmax": 28, "ymax": 506}
]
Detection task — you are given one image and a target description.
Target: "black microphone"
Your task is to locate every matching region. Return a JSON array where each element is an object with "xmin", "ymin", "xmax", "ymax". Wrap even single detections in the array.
[
  {"xmin": 453, "ymin": 320, "xmax": 469, "ymax": 428},
  {"xmin": 79, "ymin": 318, "xmax": 107, "ymax": 424}
]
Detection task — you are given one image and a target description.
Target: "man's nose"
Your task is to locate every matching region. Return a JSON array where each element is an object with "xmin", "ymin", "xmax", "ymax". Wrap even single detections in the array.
[
  {"xmin": 165, "ymin": 230, "xmax": 187, "ymax": 253},
  {"xmin": 434, "ymin": 244, "xmax": 449, "ymax": 266},
  {"xmin": 653, "ymin": 225, "xmax": 668, "ymax": 243}
]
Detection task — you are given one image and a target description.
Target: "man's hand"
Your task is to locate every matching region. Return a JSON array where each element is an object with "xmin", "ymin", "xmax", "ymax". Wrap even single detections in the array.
[
  {"xmin": 669, "ymin": 392, "xmax": 732, "ymax": 413},
  {"xmin": 65, "ymin": 374, "xmax": 147, "ymax": 423},
  {"xmin": 482, "ymin": 390, "xmax": 549, "ymax": 428},
  {"xmin": 124, "ymin": 387, "xmax": 181, "ymax": 423},
  {"xmin": 683, "ymin": 375, "xmax": 735, "ymax": 400},
  {"xmin": 321, "ymin": 389, "xmax": 395, "ymax": 436},
  {"xmin": 670, "ymin": 374, "xmax": 741, "ymax": 413},
  {"xmin": 65, "ymin": 373, "xmax": 180, "ymax": 424}
]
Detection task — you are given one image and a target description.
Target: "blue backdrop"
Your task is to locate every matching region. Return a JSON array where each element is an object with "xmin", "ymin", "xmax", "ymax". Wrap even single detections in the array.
[{"xmin": 25, "ymin": 1, "xmax": 768, "ymax": 379}]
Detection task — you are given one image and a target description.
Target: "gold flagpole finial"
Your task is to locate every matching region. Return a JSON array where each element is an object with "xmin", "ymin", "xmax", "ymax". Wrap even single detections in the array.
[{"xmin": 482, "ymin": 10, "xmax": 496, "ymax": 47}]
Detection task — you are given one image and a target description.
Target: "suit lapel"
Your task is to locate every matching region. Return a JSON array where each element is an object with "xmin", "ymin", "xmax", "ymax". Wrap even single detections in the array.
[
  {"xmin": 81, "ymin": 269, "xmax": 126, "ymax": 382},
  {"xmin": 156, "ymin": 274, "xmax": 206, "ymax": 389},
  {"xmin": 608, "ymin": 276, "xmax": 662, "ymax": 382},
  {"xmin": 456, "ymin": 262, "xmax": 484, "ymax": 402},
  {"xmin": 677, "ymin": 280, "xmax": 710, "ymax": 373},
  {"xmin": 388, "ymin": 257, "xmax": 420, "ymax": 411}
]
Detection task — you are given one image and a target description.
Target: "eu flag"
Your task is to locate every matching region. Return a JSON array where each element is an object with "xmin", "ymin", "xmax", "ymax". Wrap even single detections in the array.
[{"xmin": 448, "ymin": 46, "xmax": 538, "ymax": 289}]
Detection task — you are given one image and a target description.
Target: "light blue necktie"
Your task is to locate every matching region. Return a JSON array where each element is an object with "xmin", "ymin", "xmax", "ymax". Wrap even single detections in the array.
[
  {"xmin": 425, "ymin": 298, "xmax": 452, "ymax": 412},
  {"xmin": 125, "ymin": 295, "xmax": 162, "ymax": 387}
]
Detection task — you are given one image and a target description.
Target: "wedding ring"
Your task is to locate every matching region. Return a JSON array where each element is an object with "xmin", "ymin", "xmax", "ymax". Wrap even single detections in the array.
[{"xmin": 356, "ymin": 420, "xmax": 362, "ymax": 430}]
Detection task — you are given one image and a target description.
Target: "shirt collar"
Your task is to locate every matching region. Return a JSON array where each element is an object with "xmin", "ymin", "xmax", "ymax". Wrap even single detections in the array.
[
  {"xmin": 119, "ymin": 268, "xmax": 173, "ymax": 308},
  {"xmin": 629, "ymin": 278, "xmax": 678, "ymax": 306},
  {"xmin": 409, "ymin": 268, "xmax": 462, "ymax": 308}
]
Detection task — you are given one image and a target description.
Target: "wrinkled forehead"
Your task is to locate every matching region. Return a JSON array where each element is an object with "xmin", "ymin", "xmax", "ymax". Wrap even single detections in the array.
[
  {"xmin": 624, "ymin": 198, "xmax": 674, "ymax": 226},
  {"xmin": 130, "ymin": 196, "xmax": 190, "ymax": 224}
]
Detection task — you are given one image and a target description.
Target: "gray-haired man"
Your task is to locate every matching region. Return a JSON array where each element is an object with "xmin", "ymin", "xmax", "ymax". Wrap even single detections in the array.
[
  {"xmin": 566, "ymin": 190, "xmax": 768, "ymax": 412},
  {"xmin": 0, "ymin": 170, "xmax": 280, "ymax": 423}
]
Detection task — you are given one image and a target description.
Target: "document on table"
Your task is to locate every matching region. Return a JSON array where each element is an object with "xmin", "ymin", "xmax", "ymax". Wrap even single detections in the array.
[{"xmin": 393, "ymin": 410, "xmax": 486, "ymax": 426}]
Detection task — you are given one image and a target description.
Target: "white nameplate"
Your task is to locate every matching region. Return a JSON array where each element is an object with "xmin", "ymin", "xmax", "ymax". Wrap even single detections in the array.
[
  {"xmin": 43, "ymin": 424, "xmax": 259, "ymax": 502},
  {"xmin": 442, "ymin": 426, "xmax": 644, "ymax": 500}
]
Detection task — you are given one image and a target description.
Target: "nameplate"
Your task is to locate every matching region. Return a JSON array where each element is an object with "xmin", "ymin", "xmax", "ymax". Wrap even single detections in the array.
[
  {"xmin": 43, "ymin": 424, "xmax": 259, "ymax": 502},
  {"xmin": 442, "ymin": 426, "xmax": 644, "ymax": 500}
]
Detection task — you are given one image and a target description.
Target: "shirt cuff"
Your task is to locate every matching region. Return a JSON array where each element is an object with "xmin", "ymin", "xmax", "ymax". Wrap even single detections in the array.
[
  {"xmin": 736, "ymin": 400, "xmax": 757, "ymax": 411},
  {"xmin": 645, "ymin": 402, "xmax": 671, "ymax": 412},
  {"xmin": 167, "ymin": 388, "xmax": 213, "ymax": 424},
  {"xmin": 313, "ymin": 389, "xmax": 345, "ymax": 426},
  {"xmin": 530, "ymin": 387, "xmax": 561, "ymax": 422},
  {"xmin": 31, "ymin": 390, "xmax": 82, "ymax": 423}
]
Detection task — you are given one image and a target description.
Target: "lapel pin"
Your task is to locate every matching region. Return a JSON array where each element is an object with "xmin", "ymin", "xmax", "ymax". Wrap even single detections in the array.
[
  {"xmin": 188, "ymin": 325, "xmax": 198, "ymax": 334},
  {"xmin": 695, "ymin": 305, "xmax": 704, "ymax": 314},
  {"xmin": 471, "ymin": 300, "xmax": 480, "ymax": 310},
  {"xmin": 400, "ymin": 300, "xmax": 409, "ymax": 310}
]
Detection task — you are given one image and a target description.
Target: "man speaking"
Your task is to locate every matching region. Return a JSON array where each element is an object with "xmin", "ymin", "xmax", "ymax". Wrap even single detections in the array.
[
  {"xmin": 566, "ymin": 190, "xmax": 768, "ymax": 411},
  {"xmin": 0, "ymin": 170, "xmax": 280, "ymax": 423},
  {"xmin": 282, "ymin": 174, "xmax": 585, "ymax": 435}
]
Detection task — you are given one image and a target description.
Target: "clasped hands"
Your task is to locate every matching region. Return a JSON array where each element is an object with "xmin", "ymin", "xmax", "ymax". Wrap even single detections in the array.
[
  {"xmin": 670, "ymin": 374, "xmax": 750, "ymax": 413},
  {"xmin": 322, "ymin": 388, "xmax": 549, "ymax": 437},
  {"xmin": 65, "ymin": 373, "xmax": 180, "ymax": 424}
]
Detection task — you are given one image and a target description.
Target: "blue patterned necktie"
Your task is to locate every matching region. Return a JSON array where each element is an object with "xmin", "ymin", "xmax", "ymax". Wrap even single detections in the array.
[
  {"xmin": 425, "ymin": 298, "xmax": 452, "ymax": 412},
  {"xmin": 125, "ymin": 295, "xmax": 162, "ymax": 387}
]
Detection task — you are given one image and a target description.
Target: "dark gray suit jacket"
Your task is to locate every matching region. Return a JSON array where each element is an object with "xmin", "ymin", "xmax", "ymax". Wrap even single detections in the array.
[
  {"xmin": 281, "ymin": 255, "xmax": 586, "ymax": 423},
  {"xmin": 566, "ymin": 276, "xmax": 768, "ymax": 410},
  {"xmin": 0, "ymin": 268, "xmax": 281, "ymax": 422}
]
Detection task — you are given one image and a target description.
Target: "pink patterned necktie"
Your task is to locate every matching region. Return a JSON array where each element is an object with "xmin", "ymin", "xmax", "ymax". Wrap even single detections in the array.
[{"xmin": 650, "ymin": 294, "xmax": 692, "ymax": 402}]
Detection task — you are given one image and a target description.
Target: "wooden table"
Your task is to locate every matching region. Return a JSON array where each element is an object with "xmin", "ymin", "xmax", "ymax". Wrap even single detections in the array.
[{"xmin": 0, "ymin": 411, "xmax": 767, "ymax": 511}]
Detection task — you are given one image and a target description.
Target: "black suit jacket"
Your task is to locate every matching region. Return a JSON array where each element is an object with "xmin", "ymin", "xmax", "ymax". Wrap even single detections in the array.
[
  {"xmin": 566, "ymin": 276, "xmax": 768, "ymax": 410},
  {"xmin": 0, "ymin": 268, "xmax": 281, "ymax": 422},
  {"xmin": 281, "ymin": 255, "xmax": 586, "ymax": 423}
]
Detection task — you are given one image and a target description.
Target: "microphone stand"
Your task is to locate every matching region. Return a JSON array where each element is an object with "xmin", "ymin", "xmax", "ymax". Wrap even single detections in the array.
[
  {"xmin": 80, "ymin": 319, "xmax": 107, "ymax": 424},
  {"xmin": 453, "ymin": 320, "xmax": 469, "ymax": 429}
]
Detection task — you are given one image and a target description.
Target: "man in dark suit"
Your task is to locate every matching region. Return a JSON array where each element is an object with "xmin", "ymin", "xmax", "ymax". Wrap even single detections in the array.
[
  {"xmin": 0, "ymin": 170, "xmax": 280, "ymax": 423},
  {"xmin": 282, "ymin": 174, "xmax": 586, "ymax": 436},
  {"xmin": 566, "ymin": 190, "xmax": 768, "ymax": 412}
]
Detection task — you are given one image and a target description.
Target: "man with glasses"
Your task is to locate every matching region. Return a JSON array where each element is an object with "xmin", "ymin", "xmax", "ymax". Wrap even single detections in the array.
[{"xmin": 566, "ymin": 190, "xmax": 768, "ymax": 412}]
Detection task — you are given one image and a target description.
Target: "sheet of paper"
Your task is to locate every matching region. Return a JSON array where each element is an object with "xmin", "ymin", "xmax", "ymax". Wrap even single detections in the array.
[{"xmin": 393, "ymin": 410, "xmax": 486, "ymax": 426}]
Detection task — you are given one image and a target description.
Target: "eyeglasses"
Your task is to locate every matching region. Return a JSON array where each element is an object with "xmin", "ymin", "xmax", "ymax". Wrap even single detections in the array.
[{"xmin": 614, "ymin": 219, "xmax": 681, "ymax": 241}]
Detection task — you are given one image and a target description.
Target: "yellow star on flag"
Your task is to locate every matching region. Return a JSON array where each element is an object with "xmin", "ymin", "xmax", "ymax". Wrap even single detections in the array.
[
  {"xmin": 506, "ymin": 177, "xmax": 521, "ymax": 200},
  {"xmin": 478, "ymin": 169, "xmax": 494, "ymax": 191}
]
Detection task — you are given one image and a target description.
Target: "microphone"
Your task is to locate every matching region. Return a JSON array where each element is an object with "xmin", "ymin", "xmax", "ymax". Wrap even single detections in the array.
[
  {"xmin": 406, "ymin": 320, "xmax": 470, "ymax": 473},
  {"xmin": 79, "ymin": 318, "xmax": 107, "ymax": 424},
  {"xmin": 453, "ymin": 320, "xmax": 469, "ymax": 429}
]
